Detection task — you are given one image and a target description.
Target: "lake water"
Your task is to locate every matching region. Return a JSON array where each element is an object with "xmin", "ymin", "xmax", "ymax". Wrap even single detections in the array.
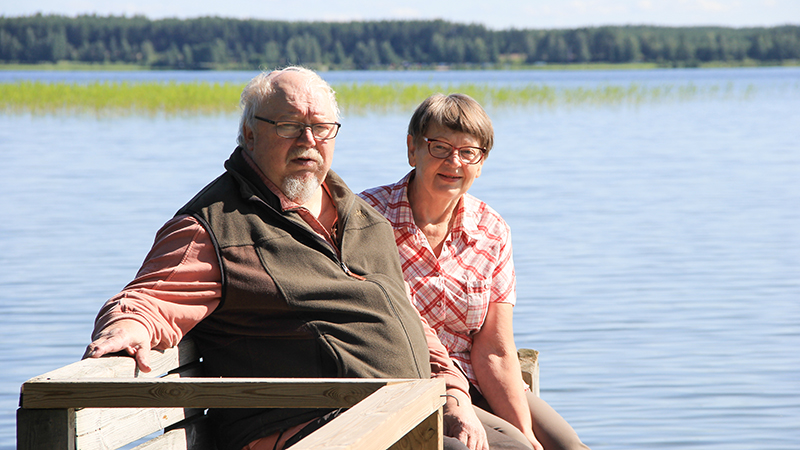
[{"xmin": 1, "ymin": 67, "xmax": 799, "ymax": 449}]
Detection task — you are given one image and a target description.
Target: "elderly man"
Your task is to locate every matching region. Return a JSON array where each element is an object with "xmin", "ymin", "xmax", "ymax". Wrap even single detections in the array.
[{"xmin": 83, "ymin": 67, "xmax": 500, "ymax": 450}]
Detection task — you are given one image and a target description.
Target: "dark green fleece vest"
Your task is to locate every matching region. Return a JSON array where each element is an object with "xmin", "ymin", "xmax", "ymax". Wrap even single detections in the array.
[{"xmin": 177, "ymin": 148, "xmax": 430, "ymax": 450}]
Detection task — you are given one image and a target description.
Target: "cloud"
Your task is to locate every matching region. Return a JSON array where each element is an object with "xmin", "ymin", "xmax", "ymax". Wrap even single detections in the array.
[
  {"xmin": 568, "ymin": 0, "xmax": 630, "ymax": 15},
  {"xmin": 697, "ymin": 0, "xmax": 730, "ymax": 12},
  {"xmin": 676, "ymin": 0, "xmax": 745, "ymax": 13},
  {"xmin": 638, "ymin": 0, "xmax": 655, "ymax": 10}
]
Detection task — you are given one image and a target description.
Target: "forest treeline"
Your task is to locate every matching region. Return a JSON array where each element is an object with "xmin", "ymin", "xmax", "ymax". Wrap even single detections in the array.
[{"xmin": 2, "ymin": 14, "xmax": 799, "ymax": 69}]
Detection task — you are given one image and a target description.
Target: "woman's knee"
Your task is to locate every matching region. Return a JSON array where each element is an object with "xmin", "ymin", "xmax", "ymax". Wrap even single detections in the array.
[
  {"xmin": 473, "ymin": 405, "xmax": 534, "ymax": 449},
  {"xmin": 526, "ymin": 394, "xmax": 590, "ymax": 450}
]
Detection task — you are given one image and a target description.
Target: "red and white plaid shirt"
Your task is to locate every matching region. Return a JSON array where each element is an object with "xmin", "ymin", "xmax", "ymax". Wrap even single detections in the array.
[{"xmin": 360, "ymin": 171, "xmax": 516, "ymax": 389}]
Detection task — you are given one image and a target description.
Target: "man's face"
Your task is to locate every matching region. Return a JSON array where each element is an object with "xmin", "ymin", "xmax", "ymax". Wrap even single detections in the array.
[{"xmin": 243, "ymin": 71, "xmax": 336, "ymax": 204}]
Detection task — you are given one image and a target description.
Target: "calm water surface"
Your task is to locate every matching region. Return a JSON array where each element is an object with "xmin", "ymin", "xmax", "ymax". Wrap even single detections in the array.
[{"xmin": 1, "ymin": 68, "xmax": 798, "ymax": 449}]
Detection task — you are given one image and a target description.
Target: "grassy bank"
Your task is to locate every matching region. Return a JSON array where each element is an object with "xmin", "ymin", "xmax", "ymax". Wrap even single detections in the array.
[{"xmin": 0, "ymin": 79, "xmax": 759, "ymax": 116}]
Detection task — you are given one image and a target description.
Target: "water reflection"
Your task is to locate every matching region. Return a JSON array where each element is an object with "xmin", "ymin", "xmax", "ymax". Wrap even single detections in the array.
[{"xmin": 1, "ymin": 68, "xmax": 799, "ymax": 450}]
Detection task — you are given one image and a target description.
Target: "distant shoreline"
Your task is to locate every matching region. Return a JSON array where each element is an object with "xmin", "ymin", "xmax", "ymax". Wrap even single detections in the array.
[{"xmin": 2, "ymin": 60, "xmax": 798, "ymax": 72}]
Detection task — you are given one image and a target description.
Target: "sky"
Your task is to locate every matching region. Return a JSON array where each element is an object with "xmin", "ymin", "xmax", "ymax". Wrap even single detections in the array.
[{"xmin": 2, "ymin": 0, "xmax": 799, "ymax": 30}]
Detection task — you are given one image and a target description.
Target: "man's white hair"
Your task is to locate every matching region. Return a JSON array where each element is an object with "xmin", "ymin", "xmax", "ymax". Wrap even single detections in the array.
[{"xmin": 236, "ymin": 66, "xmax": 340, "ymax": 148}]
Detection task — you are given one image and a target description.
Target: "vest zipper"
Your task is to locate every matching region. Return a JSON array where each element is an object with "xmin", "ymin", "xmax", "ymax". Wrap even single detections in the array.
[
  {"xmin": 247, "ymin": 184, "xmax": 422, "ymax": 376},
  {"xmin": 335, "ymin": 195, "xmax": 364, "ymax": 280},
  {"xmin": 341, "ymin": 261, "xmax": 365, "ymax": 280},
  {"xmin": 249, "ymin": 194, "xmax": 354, "ymax": 277}
]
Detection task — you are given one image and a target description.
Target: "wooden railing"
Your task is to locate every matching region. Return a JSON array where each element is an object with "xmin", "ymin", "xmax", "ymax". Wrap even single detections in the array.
[{"xmin": 17, "ymin": 338, "xmax": 539, "ymax": 450}]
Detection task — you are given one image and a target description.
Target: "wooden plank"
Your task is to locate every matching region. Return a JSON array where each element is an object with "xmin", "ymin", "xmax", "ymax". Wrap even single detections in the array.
[
  {"xmin": 518, "ymin": 348, "xmax": 540, "ymax": 397},
  {"xmin": 21, "ymin": 378, "xmax": 411, "ymax": 409},
  {"xmin": 17, "ymin": 408, "xmax": 75, "ymax": 450},
  {"xmin": 74, "ymin": 406, "xmax": 203, "ymax": 450},
  {"xmin": 291, "ymin": 379, "xmax": 445, "ymax": 450},
  {"xmin": 131, "ymin": 419, "xmax": 216, "ymax": 450},
  {"xmin": 73, "ymin": 369, "xmax": 205, "ymax": 449},
  {"xmin": 389, "ymin": 408, "xmax": 442, "ymax": 450},
  {"xmin": 25, "ymin": 340, "xmax": 199, "ymax": 383}
]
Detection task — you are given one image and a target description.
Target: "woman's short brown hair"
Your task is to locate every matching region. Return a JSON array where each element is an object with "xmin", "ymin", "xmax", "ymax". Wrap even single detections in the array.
[{"xmin": 407, "ymin": 93, "xmax": 494, "ymax": 155}]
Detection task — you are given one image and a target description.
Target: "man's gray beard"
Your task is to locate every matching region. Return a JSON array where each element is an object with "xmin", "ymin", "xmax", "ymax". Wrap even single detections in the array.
[{"xmin": 282, "ymin": 174, "xmax": 321, "ymax": 204}]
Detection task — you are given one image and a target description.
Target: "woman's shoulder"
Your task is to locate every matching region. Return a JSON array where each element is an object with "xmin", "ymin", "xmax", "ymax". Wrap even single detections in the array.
[
  {"xmin": 358, "ymin": 174, "xmax": 411, "ymax": 214},
  {"xmin": 357, "ymin": 184, "xmax": 394, "ymax": 216}
]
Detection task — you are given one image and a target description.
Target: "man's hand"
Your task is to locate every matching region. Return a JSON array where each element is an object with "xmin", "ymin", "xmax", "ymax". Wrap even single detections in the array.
[
  {"xmin": 442, "ymin": 389, "xmax": 489, "ymax": 450},
  {"xmin": 83, "ymin": 319, "xmax": 153, "ymax": 372}
]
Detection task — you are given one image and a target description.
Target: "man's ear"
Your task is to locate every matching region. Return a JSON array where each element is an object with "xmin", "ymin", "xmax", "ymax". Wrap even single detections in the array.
[{"xmin": 243, "ymin": 122, "xmax": 256, "ymax": 152}]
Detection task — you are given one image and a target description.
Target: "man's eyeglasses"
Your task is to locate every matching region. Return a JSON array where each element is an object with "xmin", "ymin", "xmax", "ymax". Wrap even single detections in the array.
[
  {"xmin": 425, "ymin": 138, "xmax": 486, "ymax": 165},
  {"xmin": 254, "ymin": 116, "xmax": 341, "ymax": 140}
]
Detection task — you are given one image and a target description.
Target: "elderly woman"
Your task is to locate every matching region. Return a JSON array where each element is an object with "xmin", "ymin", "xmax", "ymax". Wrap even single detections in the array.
[{"xmin": 360, "ymin": 94, "xmax": 590, "ymax": 450}]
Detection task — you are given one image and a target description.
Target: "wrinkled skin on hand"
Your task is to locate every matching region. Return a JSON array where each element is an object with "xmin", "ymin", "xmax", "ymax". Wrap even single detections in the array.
[
  {"xmin": 442, "ymin": 389, "xmax": 489, "ymax": 450},
  {"xmin": 82, "ymin": 319, "xmax": 153, "ymax": 372}
]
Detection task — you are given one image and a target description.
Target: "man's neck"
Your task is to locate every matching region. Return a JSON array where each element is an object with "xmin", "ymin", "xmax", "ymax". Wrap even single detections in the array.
[
  {"xmin": 301, "ymin": 186, "xmax": 325, "ymax": 218},
  {"xmin": 241, "ymin": 149, "xmax": 330, "ymax": 216}
]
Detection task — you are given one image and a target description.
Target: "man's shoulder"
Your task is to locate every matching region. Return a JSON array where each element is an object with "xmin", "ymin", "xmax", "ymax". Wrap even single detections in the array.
[
  {"xmin": 348, "ymin": 193, "xmax": 395, "ymax": 231},
  {"xmin": 177, "ymin": 172, "xmax": 236, "ymax": 216}
]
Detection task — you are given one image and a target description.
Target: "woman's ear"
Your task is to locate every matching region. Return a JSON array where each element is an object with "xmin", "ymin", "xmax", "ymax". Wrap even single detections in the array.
[{"xmin": 407, "ymin": 134, "xmax": 417, "ymax": 167}]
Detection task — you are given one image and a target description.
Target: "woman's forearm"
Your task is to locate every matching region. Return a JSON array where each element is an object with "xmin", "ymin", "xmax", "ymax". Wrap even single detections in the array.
[
  {"xmin": 474, "ymin": 350, "xmax": 535, "ymax": 435},
  {"xmin": 471, "ymin": 302, "xmax": 540, "ymax": 448}
]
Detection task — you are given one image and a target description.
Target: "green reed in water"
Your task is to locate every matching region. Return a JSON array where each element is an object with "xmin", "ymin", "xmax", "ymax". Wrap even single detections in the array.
[
  {"xmin": 333, "ymin": 82, "xmax": 562, "ymax": 112},
  {"xmin": 0, "ymin": 80, "xmax": 751, "ymax": 116},
  {"xmin": 1, "ymin": 81, "xmax": 242, "ymax": 116}
]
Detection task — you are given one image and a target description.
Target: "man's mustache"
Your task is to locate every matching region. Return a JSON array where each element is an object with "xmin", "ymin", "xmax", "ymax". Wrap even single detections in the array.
[{"xmin": 288, "ymin": 148, "xmax": 323, "ymax": 164}]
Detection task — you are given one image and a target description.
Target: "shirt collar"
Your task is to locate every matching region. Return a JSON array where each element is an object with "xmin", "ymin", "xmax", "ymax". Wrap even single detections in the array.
[
  {"xmin": 450, "ymin": 194, "xmax": 482, "ymax": 245},
  {"xmin": 390, "ymin": 170, "xmax": 480, "ymax": 245},
  {"xmin": 384, "ymin": 171, "xmax": 417, "ymax": 230}
]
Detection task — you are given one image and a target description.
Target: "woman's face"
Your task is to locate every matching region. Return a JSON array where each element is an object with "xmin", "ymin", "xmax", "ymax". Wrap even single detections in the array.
[{"xmin": 407, "ymin": 124, "xmax": 484, "ymax": 203}]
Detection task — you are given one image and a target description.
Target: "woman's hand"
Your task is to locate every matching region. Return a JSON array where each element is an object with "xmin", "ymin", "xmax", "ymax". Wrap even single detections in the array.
[
  {"xmin": 526, "ymin": 431, "xmax": 544, "ymax": 450},
  {"xmin": 442, "ymin": 388, "xmax": 489, "ymax": 450}
]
